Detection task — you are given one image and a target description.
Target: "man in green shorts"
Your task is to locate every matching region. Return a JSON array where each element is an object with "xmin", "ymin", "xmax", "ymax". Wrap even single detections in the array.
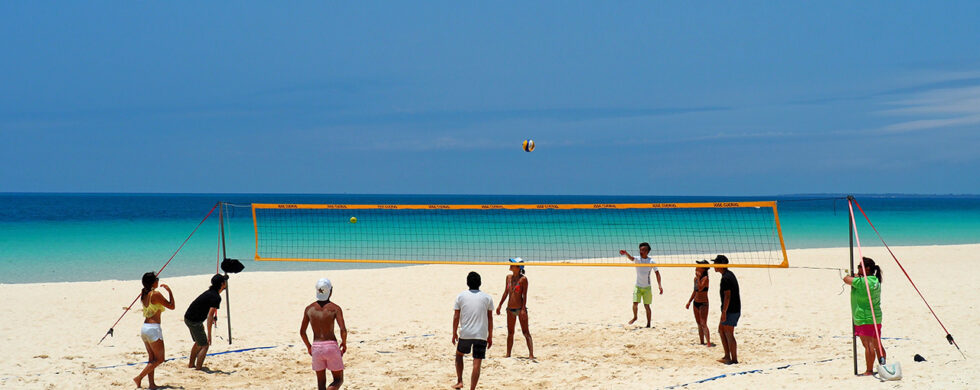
[
  {"xmin": 619, "ymin": 242, "xmax": 663, "ymax": 327},
  {"xmin": 184, "ymin": 274, "xmax": 227, "ymax": 370}
]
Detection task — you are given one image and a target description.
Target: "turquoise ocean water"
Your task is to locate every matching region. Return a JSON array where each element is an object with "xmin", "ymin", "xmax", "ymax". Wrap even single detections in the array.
[{"xmin": 1, "ymin": 194, "xmax": 978, "ymax": 284}]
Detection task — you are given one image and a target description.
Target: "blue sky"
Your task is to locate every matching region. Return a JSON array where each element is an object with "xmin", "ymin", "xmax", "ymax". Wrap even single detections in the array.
[{"xmin": 2, "ymin": 2, "xmax": 979, "ymax": 195}]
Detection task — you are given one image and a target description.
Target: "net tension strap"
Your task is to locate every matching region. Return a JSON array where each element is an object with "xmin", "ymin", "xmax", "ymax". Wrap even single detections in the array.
[
  {"xmin": 98, "ymin": 203, "xmax": 219, "ymax": 345},
  {"xmin": 848, "ymin": 197, "xmax": 963, "ymax": 358}
]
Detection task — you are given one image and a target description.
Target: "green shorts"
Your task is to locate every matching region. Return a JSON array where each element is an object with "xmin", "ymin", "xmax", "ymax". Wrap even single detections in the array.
[
  {"xmin": 185, "ymin": 318, "xmax": 208, "ymax": 346},
  {"xmin": 633, "ymin": 286, "xmax": 653, "ymax": 304}
]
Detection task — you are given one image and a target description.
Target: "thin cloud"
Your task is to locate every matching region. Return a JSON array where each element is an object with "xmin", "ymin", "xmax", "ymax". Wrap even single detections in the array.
[
  {"xmin": 879, "ymin": 114, "xmax": 980, "ymax": 133},
  {"xmin": 324, "ymin": 106, "xmax": 730, "ymax": 127},
  {"xmin": 876, "ymin": 82, "xmax": 980, "ymax": 133}
]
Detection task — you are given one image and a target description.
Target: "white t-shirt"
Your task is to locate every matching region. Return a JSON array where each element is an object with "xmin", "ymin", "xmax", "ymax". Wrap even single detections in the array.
[
  {"xmin": 453, "ymin": 290, "xmax": 494, "ymax": 340},
  {"xmin": 634, "ymin": 257, "xmax": 659, "ymax": 287}
]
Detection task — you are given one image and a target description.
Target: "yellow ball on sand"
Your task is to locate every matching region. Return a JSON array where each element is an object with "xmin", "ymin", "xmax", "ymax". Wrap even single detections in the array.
[{"xmin": 349, "ymin": 217, "xmax": 357, "ymax": 223}]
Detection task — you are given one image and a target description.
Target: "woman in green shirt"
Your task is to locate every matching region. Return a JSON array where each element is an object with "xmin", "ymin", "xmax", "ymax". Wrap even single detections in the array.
[{"xmin": 843, "ymin": 257, "xmax": 885, "ymax": 376}]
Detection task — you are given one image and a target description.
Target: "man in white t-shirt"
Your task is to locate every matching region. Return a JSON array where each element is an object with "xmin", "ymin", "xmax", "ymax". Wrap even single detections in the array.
[
  {"xmin": 452, "ymin": 272, "xmax": 494, "ymax": 390},
  {"xmin": 619, "ymin": 242, "xmax": 663, "ymax": 327}
]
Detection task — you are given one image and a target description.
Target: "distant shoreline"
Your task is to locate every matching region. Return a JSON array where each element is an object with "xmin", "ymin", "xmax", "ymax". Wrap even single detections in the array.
[
  {"xmin": 2, "ymin": 192, "xmax": 979, "ymax": 197},
  {"xmin": 3, "ymin": 243, "xmax": 978, "ymax": 285}
]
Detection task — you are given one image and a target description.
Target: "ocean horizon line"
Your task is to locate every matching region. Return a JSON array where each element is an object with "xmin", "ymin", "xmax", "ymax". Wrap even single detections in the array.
[
  {"xmin": 4, "ymin": 242, "xmax": 979, "ymax": 286},
  {"xmin": 2, "ymin": 192, "xmax": 979, "ymax": 198}
]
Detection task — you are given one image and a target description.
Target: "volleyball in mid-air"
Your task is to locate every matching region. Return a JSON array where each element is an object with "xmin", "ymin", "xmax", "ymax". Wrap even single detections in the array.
[
  {"xmin": 522, "ymin": 139, "xmax": 535, "ymax": 152},
  {"xmin": 349, "ymin": 217, "xmax": 357, "ymax": 224}
]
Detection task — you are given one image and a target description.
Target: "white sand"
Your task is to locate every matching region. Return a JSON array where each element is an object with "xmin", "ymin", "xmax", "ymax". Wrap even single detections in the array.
[{"xmin": 1, "ymin": 244, "xmax": 977, "ymax": 389}]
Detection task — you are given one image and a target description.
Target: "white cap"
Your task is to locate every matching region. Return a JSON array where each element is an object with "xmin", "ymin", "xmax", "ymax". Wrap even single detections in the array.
[
  {"xmin": 509, "ymin": 257, "xmax": 524, "ymax": 263},
  {"xmin": 316, "ymin": 278, "xmax": 332, "ymax": 301}
]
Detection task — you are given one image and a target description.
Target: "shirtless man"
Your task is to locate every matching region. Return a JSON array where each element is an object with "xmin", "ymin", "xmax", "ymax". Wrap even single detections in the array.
[{"xmin": 300, "ymin": 278, "xmax": 348, "ymax": 390}]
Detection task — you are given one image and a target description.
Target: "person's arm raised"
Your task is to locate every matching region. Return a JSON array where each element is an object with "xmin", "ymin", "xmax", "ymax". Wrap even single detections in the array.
[
  {"xmin": 156, "ymin": 284, "xmax": 176, "ymax": 310},
  {"xmin": 619, "ymin": 250, "xmax": 635, "ymax": 262}
]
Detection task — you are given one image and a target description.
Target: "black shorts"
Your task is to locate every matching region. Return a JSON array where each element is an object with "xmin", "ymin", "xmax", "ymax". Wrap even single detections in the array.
[{"xmin": 456, "ymin": 339, "xmax": 487, "ymax": 359}]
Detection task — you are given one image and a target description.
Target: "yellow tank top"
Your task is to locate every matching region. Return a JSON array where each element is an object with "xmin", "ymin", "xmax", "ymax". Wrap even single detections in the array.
[{"xmin": 143, "ymin": 303, "xmax": 166, "ymax": 318}]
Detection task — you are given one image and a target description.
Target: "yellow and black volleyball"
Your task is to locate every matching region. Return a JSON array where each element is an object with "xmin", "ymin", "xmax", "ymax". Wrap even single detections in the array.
[{"xmin": 522, "ymin": 139, "xmax": 535, "ymax": 152}]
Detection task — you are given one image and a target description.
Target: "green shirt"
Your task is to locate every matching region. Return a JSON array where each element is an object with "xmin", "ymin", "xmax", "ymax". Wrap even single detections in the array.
[{"xmin": 850, "ymin": 276, "xmax": 882, "ymax": 325}]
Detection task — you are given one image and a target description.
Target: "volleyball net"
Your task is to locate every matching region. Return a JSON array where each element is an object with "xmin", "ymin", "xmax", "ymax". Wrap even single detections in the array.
[{"xmin": 251, "ymin": 201, "xmax": 788, "ymax": 268}]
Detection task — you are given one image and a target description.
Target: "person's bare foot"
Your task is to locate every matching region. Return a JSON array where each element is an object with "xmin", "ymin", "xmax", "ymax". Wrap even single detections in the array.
[
  {"xmin": 452, "ymin": 382, "xmax": 464, "ymax": 389},
  {"xmin": 706, "ymin": 343, "xmax": 716, "ymax": 347},
  {"xmin": 859, "ymin": 371, "xmax": 874, "ymax": 376},
  {"xmin": 627, "ymin": 318, "xmax": 637, "ymax": 325},
  {"xmin": 726, "ymin": 360, "xmax": 739, "ymax": 365},
  {"xmin": 133, "ymin": 376, "xmax": 141, "ymax": 388},
  {"xmin": 645, "ymin": 323, "xmax": 651, "ymax": 328},
  {"xmin": 504, "ymin": 354, "xmax": 511, "ymax": 358},
  {"xmin": 717, "ymin": 357, "xmax": 731, "ymax": 364},
  {"xmin": 528, "ymin": 355, "xmax": 536, "ymax": 360}
]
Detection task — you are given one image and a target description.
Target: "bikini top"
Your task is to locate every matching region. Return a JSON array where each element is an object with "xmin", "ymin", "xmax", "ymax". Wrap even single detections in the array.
[
  {"xmin": 143, "ymin": 303, "xmax": 166, "ymax": 318},
  {"xmin": 511, "ymin": 275, "xmax": 524, "ymax": 295},
  {"xmin": 694, "ymin": 275, "xmax": 709, "ymax": 293}
]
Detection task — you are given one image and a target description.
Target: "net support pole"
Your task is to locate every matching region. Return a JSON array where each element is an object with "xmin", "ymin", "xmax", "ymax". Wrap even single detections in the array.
[
  {"xmin": 847, "ymin": 195, "xmax": 857, "ymax": 376},
  {"xmin": 220, "ymin": 202, "xmax": 233, "ymax": 344}
]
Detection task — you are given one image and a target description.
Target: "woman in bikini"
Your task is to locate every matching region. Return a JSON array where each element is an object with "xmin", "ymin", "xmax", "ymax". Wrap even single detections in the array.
[
  {"xmin": 495, "ymin": 258, "xmax": 534, "ymax": 359},
  {"xmin": 134, "ymin": 272, "xmax": 175, "ymax": 389},
  {"xmin": 685, "ymin": 260, "xmax": 713, "ymax": 347}
]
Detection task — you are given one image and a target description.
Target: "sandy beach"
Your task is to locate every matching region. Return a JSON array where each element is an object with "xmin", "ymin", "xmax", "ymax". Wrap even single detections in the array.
[{"xmin": 1, "ymin": 244, "xmax": 976, "ymax": 389}]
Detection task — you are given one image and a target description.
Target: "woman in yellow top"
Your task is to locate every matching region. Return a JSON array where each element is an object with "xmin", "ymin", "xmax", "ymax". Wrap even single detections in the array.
[{"xmin": 134, "ymin": 272, "xmax": 175, "ymax": 389}]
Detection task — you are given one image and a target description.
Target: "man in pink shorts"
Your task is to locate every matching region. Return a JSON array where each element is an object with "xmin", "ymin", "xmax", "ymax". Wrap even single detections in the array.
[{"xmin": 301, "ymin": 278, "xmax": 348, "ymax": 390}]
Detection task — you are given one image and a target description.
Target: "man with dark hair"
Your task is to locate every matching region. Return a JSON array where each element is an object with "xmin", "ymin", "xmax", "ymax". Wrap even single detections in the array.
[
  {"xmin": 619, "ymin": 242, "xmax": 663, "ymax": 327},
  {"xmin": 712, "ymin": 255, "xmax": 741, "ymax": 365},
  {"xmin": 184, "ymin": 274, "xmax": 227, "ymax": 370},
  {"xmin": 452, "ymin": 272, "xmax": 493, "ymax": 390}
]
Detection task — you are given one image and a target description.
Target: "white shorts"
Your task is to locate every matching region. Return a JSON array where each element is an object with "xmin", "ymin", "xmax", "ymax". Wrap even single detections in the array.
[{"xmin": 141, "ymin": 323, "xmax": 163, "ymax": 343}]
